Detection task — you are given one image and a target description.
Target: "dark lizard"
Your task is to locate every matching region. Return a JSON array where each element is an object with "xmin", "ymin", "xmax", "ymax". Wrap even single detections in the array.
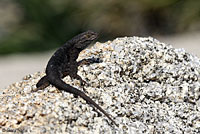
[{"xmin": 34, "ymin": 30, "xmax": 118, "ymax": 126}]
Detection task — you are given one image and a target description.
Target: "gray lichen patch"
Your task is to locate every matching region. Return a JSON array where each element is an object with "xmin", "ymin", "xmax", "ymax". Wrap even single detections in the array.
[{"xmin": 0, "ymin": 37, "xmax": 200, "ymax": 134}]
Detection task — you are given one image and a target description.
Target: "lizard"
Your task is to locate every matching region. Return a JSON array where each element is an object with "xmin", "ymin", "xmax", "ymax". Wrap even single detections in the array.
[{"xmin": 34, "ymin": 30, "xmax": 118, "ymax": 127}]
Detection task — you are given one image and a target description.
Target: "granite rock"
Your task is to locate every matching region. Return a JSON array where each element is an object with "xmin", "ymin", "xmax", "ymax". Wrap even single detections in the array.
[{"xmin": 0, "ymin": 36, "xmax": 200, "ymax": 134}]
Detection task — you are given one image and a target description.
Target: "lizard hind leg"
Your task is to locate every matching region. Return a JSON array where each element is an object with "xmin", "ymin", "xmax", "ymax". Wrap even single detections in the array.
[
  {"xmin": 33, "ymin": 75, "xmax": 50, "ymax": 92},
  {"xmin": 72, "ymin": 74, "xmax": 86, "ymax": 86},
  {"xmin": 36, "ymin": 75, "xmax": 49, "ymax": 88}
]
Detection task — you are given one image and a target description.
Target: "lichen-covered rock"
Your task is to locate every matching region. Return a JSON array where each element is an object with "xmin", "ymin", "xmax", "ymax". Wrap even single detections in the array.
[{"xmin": 0, "ymin": 37, "xmax": 200, "ymax": 134}]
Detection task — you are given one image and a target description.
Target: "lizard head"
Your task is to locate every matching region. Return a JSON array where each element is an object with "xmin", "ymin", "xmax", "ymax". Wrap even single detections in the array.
[{"xmin": 73, "ymin": 30, "xmax": 98, "ymax": 50}]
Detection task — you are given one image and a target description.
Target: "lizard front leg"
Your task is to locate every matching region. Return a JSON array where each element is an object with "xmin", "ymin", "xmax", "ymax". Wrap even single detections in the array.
[
  {"xmin": 75, "ymin": 57, "xmax": 102, "ymax": 86},
  {"xmin": 78, "ymin": 57, "xmax": 102, "ymax": 66}
]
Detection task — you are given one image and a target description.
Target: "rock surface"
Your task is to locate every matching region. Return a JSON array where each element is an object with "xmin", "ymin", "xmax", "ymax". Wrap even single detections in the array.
[{"xmin": 0, "ymin": 37, "xmax": 200, "ymax": 134}]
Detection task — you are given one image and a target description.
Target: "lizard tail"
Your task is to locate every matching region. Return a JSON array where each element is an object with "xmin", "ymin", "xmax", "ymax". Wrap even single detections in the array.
[{"xmin": 48, "ymin": 77, "xmax": 118, "ymax": 127}]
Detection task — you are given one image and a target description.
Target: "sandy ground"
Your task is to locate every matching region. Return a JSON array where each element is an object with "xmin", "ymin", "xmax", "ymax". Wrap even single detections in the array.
[{"xmin": 0, "ymin": 32, "xmax": 200, "ymax": 89}]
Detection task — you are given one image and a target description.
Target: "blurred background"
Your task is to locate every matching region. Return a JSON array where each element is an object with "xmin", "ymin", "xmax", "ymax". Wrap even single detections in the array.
[{"xmin": 0, "ymin": 0, "xmax": 200, "ymax": 88}]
